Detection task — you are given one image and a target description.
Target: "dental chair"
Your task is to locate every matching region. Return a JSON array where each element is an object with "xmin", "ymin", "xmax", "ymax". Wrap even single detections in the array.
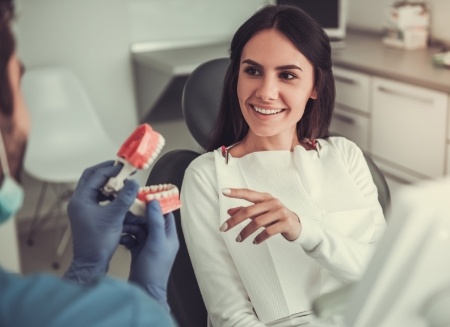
[{"xmin": 146, "ymin": 58, "xmax": 391, "ymax": 327}]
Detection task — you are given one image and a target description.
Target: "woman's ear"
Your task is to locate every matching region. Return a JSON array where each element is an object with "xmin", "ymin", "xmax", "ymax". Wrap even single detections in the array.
[{"xmin": 310, "ymin": 88, "xmax": 318, "ymax": 100}]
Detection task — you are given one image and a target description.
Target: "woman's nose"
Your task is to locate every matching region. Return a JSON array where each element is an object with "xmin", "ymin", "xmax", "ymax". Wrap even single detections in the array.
[{"xmin": 255, "ymin": 76, "xmax": 278, "ymax": 101}]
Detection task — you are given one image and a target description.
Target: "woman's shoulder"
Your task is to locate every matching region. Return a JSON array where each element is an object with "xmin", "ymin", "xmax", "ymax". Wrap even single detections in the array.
[
  {"xmin": 320, "ymin": 136, "xmax": 362, "ymax": 155},
  {"xmin": 186, "ymin": 150, "xmax": 217, "ymax": 175}
]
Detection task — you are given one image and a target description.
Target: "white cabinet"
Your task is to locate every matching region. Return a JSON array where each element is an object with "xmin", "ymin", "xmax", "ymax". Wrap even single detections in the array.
[
  {"xmin": 330, "ymin": 109, "xmax": 370, "ymax": 150},
  {"xmin": 331, "ymin": 68, "xmax": 372, "ymax": 151},
  {"xmin": 333, "ymin": 67, "xmax": 371, "ymax": 113},
  {"xmin": 371, "ymin": 77, "xmax": 448, "ymax": 179}
]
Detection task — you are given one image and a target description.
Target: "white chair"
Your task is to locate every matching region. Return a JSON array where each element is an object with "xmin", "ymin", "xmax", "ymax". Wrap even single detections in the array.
[{"xmin": 21, "ymin": 66, "xmax": 119, "ymax": 269}]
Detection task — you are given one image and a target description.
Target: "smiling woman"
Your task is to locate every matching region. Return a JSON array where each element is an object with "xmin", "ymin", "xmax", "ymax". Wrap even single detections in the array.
[
  {"xmin": 180, "ymin": 4, "xmax": 386, "ymax": 327},
  {"xmin": 236, "ymin": 29, "xmax": 317, "ymax": 150}
]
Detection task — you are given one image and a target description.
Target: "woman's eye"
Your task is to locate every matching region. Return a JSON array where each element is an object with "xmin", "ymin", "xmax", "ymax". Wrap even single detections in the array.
[
  {"xmin": 279, "ymin": 72, "xmax": 296, "ymax": 80},
  {"xmin": 244, "ymin": 67, "xmax": 261, "ymax": 76}
]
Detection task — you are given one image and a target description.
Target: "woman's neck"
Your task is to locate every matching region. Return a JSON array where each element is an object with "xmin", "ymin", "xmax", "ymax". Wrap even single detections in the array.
[{"xmin": 231, "ymin": 132, "xmax": 301, "ymax": 157}]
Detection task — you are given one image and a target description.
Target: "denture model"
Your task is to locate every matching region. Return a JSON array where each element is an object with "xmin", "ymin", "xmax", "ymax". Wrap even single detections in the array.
[
  {"xmin": 130, "ymin": 183, "xmax": 181, "ymax": 216},
  {"xmin": 102, "ymin": 123, "xmax": 181, "ymax": 215}
]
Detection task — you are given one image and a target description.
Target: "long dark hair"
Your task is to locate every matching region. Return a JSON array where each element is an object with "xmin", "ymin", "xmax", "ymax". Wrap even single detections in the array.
[
  {"xmin": 0, "ymin": 0, "xmax": 16, "ymax": 116},
  {"xmin": 206, "ymin": 4, "xmax": 335, "ymax": 151}
]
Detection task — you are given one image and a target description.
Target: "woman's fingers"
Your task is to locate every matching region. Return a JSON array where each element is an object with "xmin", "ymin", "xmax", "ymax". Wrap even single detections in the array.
[
  {"xmin": 221, "ymin": 198, "xmax": 280, "ymax": 231},
  {"xmin": 222, "ymin": 188, "xmax": 272, "ymax": 203},
  {"xmin": 220, "ymin": 192, "xmax": 302, "ymax": 243}
]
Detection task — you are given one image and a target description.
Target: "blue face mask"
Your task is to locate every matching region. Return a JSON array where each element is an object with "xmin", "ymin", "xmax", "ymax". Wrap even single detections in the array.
[
  {"xmin": 0, "ymin": 131, "xmax": 24, "ymax": 224},
  {"xmin": 0, "ymin": 175, "xmax": 24, "ymax": 224}
]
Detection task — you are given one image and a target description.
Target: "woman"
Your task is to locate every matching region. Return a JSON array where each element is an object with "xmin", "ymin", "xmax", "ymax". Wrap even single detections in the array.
[{"xmin": 180, "ymin": 5, "xmax": 386, "ymax": 326}]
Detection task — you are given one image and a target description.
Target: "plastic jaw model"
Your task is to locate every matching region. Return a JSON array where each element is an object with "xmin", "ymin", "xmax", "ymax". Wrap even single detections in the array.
[
  {"xmin": 102, "ymin": 123, "xmax": 181, "ymax": 215},
  {"xmin": 130, "ymin": 184, "xmax": 181, "ymax": 216}
]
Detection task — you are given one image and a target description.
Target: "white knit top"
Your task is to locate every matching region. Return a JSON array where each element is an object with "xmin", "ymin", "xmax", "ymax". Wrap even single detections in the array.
[{"xmin": 180, "ymin": 137, "xmax": 386, "ymax": 327}]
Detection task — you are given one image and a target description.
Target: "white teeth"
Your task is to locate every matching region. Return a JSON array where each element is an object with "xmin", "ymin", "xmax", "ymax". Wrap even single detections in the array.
[
  {"xmin": 253, "ymin": 106, "xmax": 283, "ymax": 115},
  {"xmin": 139, "ymin": 183, "xmax": 180, "ymax": 203}
]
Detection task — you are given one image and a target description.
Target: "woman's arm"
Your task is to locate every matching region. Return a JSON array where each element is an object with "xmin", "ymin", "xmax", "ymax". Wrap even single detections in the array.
[
  {"xmin": 181, "ymin": 161, "xmax": 266, "ymax": 327},
  {"xmin": 294, "ymin": 138, "xmax": 386, "ymax": 283}
]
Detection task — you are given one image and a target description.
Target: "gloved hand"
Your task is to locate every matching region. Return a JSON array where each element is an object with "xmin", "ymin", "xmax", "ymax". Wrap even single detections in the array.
[
  {"xmin": 63, "ymin": 161, "xmax": 139, "ymax": 285},
  {"xmin": 120, "ymin": 200, "xmax": 179, "ymax": 312}
]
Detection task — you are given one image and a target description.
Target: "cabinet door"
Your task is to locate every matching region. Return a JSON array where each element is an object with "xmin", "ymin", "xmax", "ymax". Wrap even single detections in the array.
[
  {"xmin": 333, "ymin": 67, "xmax": 371, "ymax": 113},
  {"xmin": 371, "ymin": 77, "xmax": 448, "ymax": 178},
  {"xmin": 330, "ymin": 107, "xmax": 370, "ymax": 151}
]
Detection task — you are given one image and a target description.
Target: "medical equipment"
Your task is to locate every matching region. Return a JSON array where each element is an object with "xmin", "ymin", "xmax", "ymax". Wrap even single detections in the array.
[{"xmin": 102, "ymin": 123, "xmax": 181, "ymax": 215}]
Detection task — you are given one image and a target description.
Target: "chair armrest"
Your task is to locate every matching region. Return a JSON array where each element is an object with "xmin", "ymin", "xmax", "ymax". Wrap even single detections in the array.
[{"xmin": 312, "ymin": 283, "xmax": 356, "ymax": 319}]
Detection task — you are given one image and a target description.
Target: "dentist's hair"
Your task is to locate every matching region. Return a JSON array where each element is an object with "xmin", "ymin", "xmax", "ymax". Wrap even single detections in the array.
[
  {"xmin": 205, "ymin": 4, "xmax": 335, "ymax": 151},
  {"xmin": 0, "ymin": 0, "xmax": 16, "ymax": 116}
]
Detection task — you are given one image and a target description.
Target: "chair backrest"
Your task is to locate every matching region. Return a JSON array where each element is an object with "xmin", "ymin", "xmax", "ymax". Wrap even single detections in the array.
[
  {"xmin": 182, "ymin": 58, "xmax": 230, "ymax": 150},
  {"xmin": 22, "ymin": 66, "xmax": 112, "ymax": 149},
  {"xmin": 146, "ymin": 150, "xmax": 205, "ymax": 327},
  {"xmin": 21, "ymin": 66, "xmax": 117, "ymax": 182}
]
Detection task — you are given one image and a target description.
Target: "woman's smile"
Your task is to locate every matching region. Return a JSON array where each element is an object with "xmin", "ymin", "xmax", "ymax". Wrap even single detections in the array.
[{"xmin": 251, "ymin": 104, "xmax": 286, "ymax": 116}]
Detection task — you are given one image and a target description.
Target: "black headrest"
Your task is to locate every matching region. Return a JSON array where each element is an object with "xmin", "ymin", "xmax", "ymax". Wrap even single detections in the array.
[{"xmin": 181, "ymin": 58, "xmax": 230, "ymax": 149}]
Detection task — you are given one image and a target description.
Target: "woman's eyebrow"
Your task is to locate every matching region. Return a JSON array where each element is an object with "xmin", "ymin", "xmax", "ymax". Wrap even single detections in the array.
[
  {"xmin": 242, "ymin": 59, "xmax": 302, "ymax": 72},
  {"xmin": 276, "ymin": 64, "xmax": 302, "ymax": 72}
]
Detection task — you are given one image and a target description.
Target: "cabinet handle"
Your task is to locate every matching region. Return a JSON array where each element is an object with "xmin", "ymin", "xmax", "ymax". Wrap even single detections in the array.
[
  {"xmin": 335, "ymin": 75, "xmax": 357, "ymax": 85},
  {"xmin": 333, "ymin": 112, "xmax": 356, "ymax": 125},
  {"xmin": 377, "ymin": 86, "xmax": 433, "ymax": 104}
]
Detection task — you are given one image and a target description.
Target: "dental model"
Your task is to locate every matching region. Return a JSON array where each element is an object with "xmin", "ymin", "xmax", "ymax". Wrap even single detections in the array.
[
  {"xmin": 102, "ymin": 123, "xmax": 181, "ymax": 215},
  {"xmin": 130, "ymin": 183, "xmax": 181, "ymax": 216}
]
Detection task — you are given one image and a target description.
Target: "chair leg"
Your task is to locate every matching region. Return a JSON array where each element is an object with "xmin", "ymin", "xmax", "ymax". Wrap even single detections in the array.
[
  {"xmin": 26, "ymin": 182, "xmax": 50, "ymax": 246},
  {"xmin": 25, "ymin": 182, "xmax": 74, "ymax": 269},
  {"xmin": 52, "ymin": 224, "xmax": 72, "ymax": 270},
  {"xmin": 50, "ymin": 184, "xmax": 74, "ymax": 270}
]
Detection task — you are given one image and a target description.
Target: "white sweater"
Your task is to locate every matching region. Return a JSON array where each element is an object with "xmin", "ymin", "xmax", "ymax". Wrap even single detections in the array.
[{"xmin": 180, "ymin": 137, "xmax": 386, "ymax": 327}]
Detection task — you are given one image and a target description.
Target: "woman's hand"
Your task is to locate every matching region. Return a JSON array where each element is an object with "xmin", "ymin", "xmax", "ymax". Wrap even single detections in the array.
[{"xmin": 219, "ymin": 188, "xmax": 302, "ymax": 244}]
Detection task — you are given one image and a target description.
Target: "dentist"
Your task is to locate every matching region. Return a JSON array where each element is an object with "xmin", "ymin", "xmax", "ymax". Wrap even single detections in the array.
[{"xmin": 0, "ymin": 1, "xmax": 178, "ymax": 326}]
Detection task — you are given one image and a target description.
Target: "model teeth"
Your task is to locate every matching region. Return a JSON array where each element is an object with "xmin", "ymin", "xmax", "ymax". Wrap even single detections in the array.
[
  {"xmin": 253, "ymin": 106, "xmax": 283, "ymax": 115},
  {"xmin": 139, "ymin": 184, "xmax": 179, "ymax": 201},
  {"xmin": 144, "ymin": 136, "xmax": 166, "ymax": 169}
]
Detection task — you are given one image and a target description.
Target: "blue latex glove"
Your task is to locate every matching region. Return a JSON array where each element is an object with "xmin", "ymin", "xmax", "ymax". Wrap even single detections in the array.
[
  {"xmin": 120, "ymin": 200, "xmax": 179, "ymax": 312},
  {"xmin": 63, "ymin": 161, "xmax": 139, "ymax": 285}
]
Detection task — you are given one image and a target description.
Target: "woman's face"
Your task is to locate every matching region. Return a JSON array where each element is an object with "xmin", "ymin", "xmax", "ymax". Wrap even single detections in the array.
[{"xmin": 237, "ymin": 28, "xmax": 316, "ymax": 142}]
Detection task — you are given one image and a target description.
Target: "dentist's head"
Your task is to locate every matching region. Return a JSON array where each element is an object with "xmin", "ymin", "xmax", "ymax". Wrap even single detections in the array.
[{"xmin": 0, "ymin": 0, "xmax": 31, "ymax": 223}]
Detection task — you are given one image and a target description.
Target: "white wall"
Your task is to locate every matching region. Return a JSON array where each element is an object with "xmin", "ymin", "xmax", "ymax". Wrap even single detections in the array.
[
  {"xmin": 128, "ymin": 0, "xmax": 269, "ymax": 44},
  {"xmin": 15, "ymin": 0, "xmax": 137, "ymax": 144},
  {"xmin": 348, "ymin": 0, "xmax": 450, "ymax": 44}
]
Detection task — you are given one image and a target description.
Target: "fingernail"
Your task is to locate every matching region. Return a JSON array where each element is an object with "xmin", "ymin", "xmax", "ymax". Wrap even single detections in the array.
[
  {"xmin": 236, "ymin": 234, "xmax": 242, "ymax": 242},
  {"xmin": 222, "ymin": 188, "xmax": 231, "ymax": 195},
  {"xmin": 219, "ymin": 222, "xmax": 228, "ymax": 232}
]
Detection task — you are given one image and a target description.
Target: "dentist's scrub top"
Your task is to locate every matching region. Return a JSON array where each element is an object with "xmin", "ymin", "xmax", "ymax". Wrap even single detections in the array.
[{"xmin": 0, "ymin": 267, "xmax": 177, "ymax": 327}]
